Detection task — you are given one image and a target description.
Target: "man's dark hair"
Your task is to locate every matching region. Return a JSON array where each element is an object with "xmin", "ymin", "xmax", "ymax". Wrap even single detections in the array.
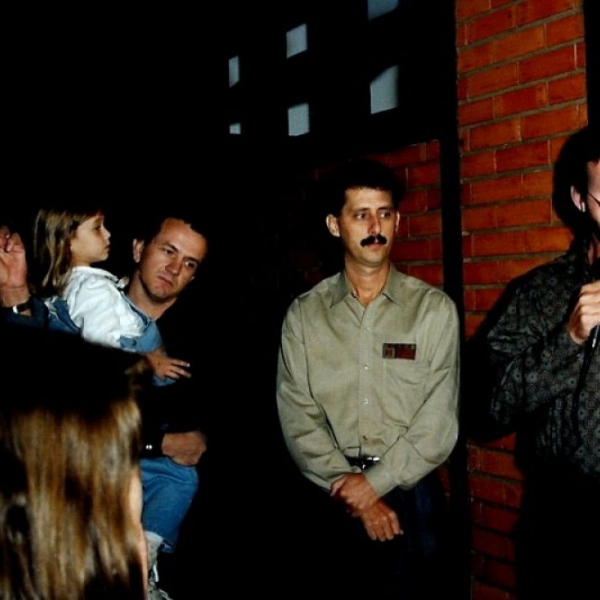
[
  {"xmin": 553, "ymin": 123, "xmax": 600, "ymax": 236},
  {"xmin": 319, "ymin": 158, "xmax": 405, "ymax": 217},
  {"xmin": 134, "ymin": 207, "xmax": 213, "ymax": 247}
]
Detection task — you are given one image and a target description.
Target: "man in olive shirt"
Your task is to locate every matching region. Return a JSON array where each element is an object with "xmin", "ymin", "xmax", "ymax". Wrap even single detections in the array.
[{"xmin": 276, "ymin": 159, "xmax": 459, "ymax": 599}]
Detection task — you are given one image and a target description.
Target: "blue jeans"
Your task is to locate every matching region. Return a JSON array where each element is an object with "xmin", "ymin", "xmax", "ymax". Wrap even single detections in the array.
[{"xmin": 140, "ymin": 457, "xmax": 199, "ymax": 552}]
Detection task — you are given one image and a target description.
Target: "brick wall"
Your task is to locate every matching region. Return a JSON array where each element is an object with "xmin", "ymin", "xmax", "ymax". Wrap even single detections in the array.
[
  {"xmin": 456, "ymin": 1, "xmax": 587, "ymax": 598},
  {"xmin": 280, "ymin": 2, "xmax": 589, "ymax": 598}
]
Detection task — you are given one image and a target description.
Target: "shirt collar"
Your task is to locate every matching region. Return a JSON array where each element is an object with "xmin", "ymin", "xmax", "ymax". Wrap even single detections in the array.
[{"xmin": 329, "ymin": 267, "xmax": 404, "ymax": 307}]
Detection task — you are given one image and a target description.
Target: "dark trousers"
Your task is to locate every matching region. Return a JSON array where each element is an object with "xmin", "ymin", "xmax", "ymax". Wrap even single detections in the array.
[
  {"xmin": 516, "ymin": 465, "xmax": 600, "ymax": 599},
  {"xmin": 297, "ymin": 471, "xmax": 450, "ymax": 600}
]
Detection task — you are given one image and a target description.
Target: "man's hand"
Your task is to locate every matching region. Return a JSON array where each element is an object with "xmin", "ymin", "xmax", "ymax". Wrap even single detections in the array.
[
  {"xmin": 161, "ymin": 430, "xmax": 207, "ymax": 466},
  {"xmin": 568, "ymin": 280, "xmax": 600, "ymax": 345},
  {"xmin": 144, "ymin": 347, "xmax": 191, "ymax": 380},
  {"xmin": 0, "ymin": 228, "xmax": 30, "ymax": 307},
  {"xmin": 330, "ymin": 473, "xmax": 379, "ymax": 516},
  {"xmin": 358, "ymin": 499, "xmax": 403, "ymax": 542}
]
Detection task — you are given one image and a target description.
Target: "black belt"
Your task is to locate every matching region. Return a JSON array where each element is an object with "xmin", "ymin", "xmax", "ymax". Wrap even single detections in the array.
[{"xmin": 345, "ymin": 455, "xmax": 380, "ymax": 471}]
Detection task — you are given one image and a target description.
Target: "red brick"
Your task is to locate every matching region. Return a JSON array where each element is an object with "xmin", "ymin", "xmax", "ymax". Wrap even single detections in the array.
[
  {"xmin": 497, "ymin": 256, "xmax": 552, "ymax": 282},
  {"xmin": 496, "ymin": 141, "xmax": 550, "ymax": 172},
  {"xmin": 516, "ymin": 0, "xmax": 579, "ymax": 27},
  {"xmin": 471, "ymin": 555, "xmax": 517, "ymax": 593},
  {"xmin": 458, "ymin": 77, "xmax": 469, "ymax": 101},
  {"xmin": 463, "ymin": 205, "xmax": 498, "ymax": 231},
  {"xmin": 400, "ymin": 189, "xmax": 428, "ymax": 213},
  {"xmin": 469, "ymin": 447, "xmax": 524, "ymax": 480},
  {"xmin": 519, "ymin": 45, "xmax": 577, "ymax": 83},
  {"xmin": 426, "ymin": 187, "xmax": 442, "ymax": 211},
  {"xmin": 466, "ymin": 5, "xmax": 516, "ymax": 44},
  {"xmin": 546, "ymin": 13, "xmax": 585, "ymax": 45},
  {"xmin": 521, "ymin": 105, "xmax": 581, "ymax": 139},
  {"xmin": 472, "ymin": 230, "xmax": 527, "ymax": 257},
  {"xmin": 524, "ymin": 226, "xmax": 573, "ymax": 252},
  {"xmin": 471, "ymin": 501, "xmax": 520, "ymax": 535},
  {"xmin": 456, "ymin": 0, "xmax": 492, "ymax": 21},
  {"xmin": 405, "ymin": 161, "xmax": 440, "ymax": 187},
  {"xmin": 472, "ymin": 580, "xmax": 516, "ymax": 600},
  {"xmin": 472, "ymin": 528, "xmax": 516, "ymax": 562},
  {"xmin": 464, "ymin": 288, "xmax": 477, "ymax": 311},
  {"xmin": 430, "ymin": 237, "xmax": 443, "ymax": 260},
  {"xmin": 385, "ymin": 144, "xmax": 425, "ymax": 165},
  {"xmin": 466, "ymin": 313, "xmax": 486, "ymax": 338},
  {"xmin": 406, "ymin": 264, "xmax": 443, "ymax": 287},
  {"xmin": 459, "ymin": 41, "xmax": 495, "ymax": 73},
  {"xmin": 425, "ymin": 141, "xmax": 440, "ymax": 161},
  {"xmin": 467, "ymin": 63, "xmax": 519, "ymax": 98},
  {"xmin": 463, "ymin": 234, "xmax": 474, "ymax": 258},
  {"xmin": 576, "ymin": 40, "xmax": 586, "ymax": 69},
  {"xmin": 470, "ymin": 473, "xmax": 523, "ymax": 508},
  {"xmin": 471, "ymin": 119, "xmax": 521, "ymax": 150},
  {"xmin": 497, "ymin": 199, "xmax": 553, "ymax": 227},
  {"xmin": 493, "ymin": 25, "xmax": 545, "ymax": 62},
  {"xmin": 494, "ymin": 83, "xmax": 548, "ymax": 117},
  {"xmin": 462, "ymin": 151, "xmax": 497, "ymax": 178},
  {"xmin": 463, "ymin": 260, "xmax": 501, "ymax": 285},
  {"xmin": 522, "ymin": 169, "xmax": 553, "ymax": 197},
  {"xmin": 459, "ymin": 97, "xmax": 495, "ymax": 125},
  {"xmin": 548, "ymin": 73, "xmax": 587, "ymax": 104},
  {"xmin": 390, "ymin": 239, "xmax": 432, "ymax": 262},
  {"xmin": 471, "ymin": 175, "xmax": 522, "ymax": 204},
  {"xmin": 477, "ymin": 433, "xmax": 517, "ymax": 452},
  {"xmin": 408, "ymin": 212, "xmax": 442, "ymax": 237},
  {"xmin": 474, "ymin": 287, "xmax": 504, "ymax": 311}
]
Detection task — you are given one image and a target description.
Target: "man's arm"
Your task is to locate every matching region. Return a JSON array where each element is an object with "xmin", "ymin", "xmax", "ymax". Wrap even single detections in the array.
[
  {"xmin": 0, "ymin": 229, "xmax": 48, "ymax": 328},
  {"xmin": 486, "ymin": 274, "xmax": 594, "ymax": 427},
  {"xmin": 161, "ymin": 430, "xmax": 207, "ymax": 466},
  {"xmin": 276, "ymin": 300, "xmax": 355, "ymax": 490}
]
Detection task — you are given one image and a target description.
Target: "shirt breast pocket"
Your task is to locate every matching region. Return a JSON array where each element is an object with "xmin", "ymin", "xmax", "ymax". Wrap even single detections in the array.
[{"xmin": 382, "ymin": 358, "xmax": 427, "ymax": 422}]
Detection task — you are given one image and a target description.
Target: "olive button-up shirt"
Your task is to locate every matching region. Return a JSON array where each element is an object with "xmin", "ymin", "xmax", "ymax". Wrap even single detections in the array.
[{"xmin": 276, "ymin": 268, "xmax": 460, "ymax": 496}]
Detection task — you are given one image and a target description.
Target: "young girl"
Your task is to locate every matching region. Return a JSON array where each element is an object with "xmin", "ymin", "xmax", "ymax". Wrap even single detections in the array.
[{"xmin": 31, "ymin": 199, "xmax": 190, "ymax": 385}]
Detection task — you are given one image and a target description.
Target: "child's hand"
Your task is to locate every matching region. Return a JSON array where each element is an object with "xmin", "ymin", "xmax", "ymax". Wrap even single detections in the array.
[{"xmin": 144, "ymin": 347, "xmax": 191, "ymax": 380}]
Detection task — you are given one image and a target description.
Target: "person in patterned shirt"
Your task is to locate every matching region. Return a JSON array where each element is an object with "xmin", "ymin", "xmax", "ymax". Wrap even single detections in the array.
[{"xmin": 485, "ymin": 124, "xmax": 600, "ymax": 599}]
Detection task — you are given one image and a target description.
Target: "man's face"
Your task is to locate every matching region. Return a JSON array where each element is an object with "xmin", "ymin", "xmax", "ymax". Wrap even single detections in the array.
[
  {"xmin": 326, "ymin": 187, "xmax": 399, "ymax": 270},
  {"xmin": 132, "ymin": 218, "xmax": 208, "ymax": 305}
]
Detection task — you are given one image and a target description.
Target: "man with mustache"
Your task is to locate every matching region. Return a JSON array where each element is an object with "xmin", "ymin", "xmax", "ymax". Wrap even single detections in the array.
[{"xmin": 276, "ymin": 159, "xmax": 460, "ymax": 599}]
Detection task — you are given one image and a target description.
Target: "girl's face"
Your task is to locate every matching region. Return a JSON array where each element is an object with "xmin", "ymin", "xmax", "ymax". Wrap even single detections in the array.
[{"xmin": 70, "ymin": 214, "xmax": 111, "ymax": 267}]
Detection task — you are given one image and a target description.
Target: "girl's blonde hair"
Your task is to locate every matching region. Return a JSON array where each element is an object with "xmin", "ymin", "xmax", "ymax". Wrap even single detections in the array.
[
  {"xmin": 32, "ymin": 199, "xmax": 104, "ymax": 297},
  {"xmin": 0, "ymin": 328, "xmax": 147, "ymax": 600}
]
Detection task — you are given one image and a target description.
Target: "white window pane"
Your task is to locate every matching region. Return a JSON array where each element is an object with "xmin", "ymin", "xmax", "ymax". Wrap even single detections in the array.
[
  {"xmin": 368, "ymin": 0, "xmax": 400, "ymax": 20},
  {"xmin": 286, "ymin": 23, "xmax": 307, "ymax": 58},
  {"xmin": 370, "ymin": 65, "xmax": 399, "ymax": 114},
  {"xmin": 229, "ymin": 56, "xmax": 240, "ymax": 87},
  {"xmin": 229, "ymin": 122, "xmax": 241, "ymax": 134},
  {"xmin": 288, "ymin": 102, "xmax": 310, "ymax": 136}
]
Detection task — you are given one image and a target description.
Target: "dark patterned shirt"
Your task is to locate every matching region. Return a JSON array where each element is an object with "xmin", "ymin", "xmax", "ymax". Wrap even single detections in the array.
[{"xmin": 486, "ymin": 239, "xmax": 600, "ymax": 480}]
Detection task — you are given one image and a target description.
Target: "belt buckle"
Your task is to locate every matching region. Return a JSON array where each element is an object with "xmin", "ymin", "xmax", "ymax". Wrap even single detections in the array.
[{"xmin": 360, "ymin": 455, "xmax": 380, "ymax": 470}]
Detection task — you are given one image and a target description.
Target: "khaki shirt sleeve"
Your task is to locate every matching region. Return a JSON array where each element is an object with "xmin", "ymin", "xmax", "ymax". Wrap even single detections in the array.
[{"xmin": 276, "ymin": 300, "xmax": 354, "ymax": 491}]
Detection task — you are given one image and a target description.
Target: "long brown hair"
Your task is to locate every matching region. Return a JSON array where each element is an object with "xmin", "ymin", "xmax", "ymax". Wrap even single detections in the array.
[
  {"xmin": 0, "ymin": 327, "xmax": 146, "ymax": 599},
  {"xmin": 32, "ymin": 198, "xmax": 104, "ymax": 297}
]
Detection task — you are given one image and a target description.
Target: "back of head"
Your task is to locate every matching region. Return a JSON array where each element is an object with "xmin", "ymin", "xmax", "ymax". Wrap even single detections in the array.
[
  {"xmin": 553, "ymin": 123, "xmax": 600, "ymax": 236},
  {"xmin": 319, "ymin": 158, "xmax": 405, "ymax": 217},
  {"xmin": 0, "ymin": 327, "xmax": 145, "ymax": 600}
]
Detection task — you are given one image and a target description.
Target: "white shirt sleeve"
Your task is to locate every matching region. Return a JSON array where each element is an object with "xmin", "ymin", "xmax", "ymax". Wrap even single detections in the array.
[{"xmin": 64, "ymin": 267, "xmax": 145, "ymax": 348}]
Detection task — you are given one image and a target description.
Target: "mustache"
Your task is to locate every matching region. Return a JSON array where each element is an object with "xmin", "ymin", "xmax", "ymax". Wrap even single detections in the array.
[{"xmin": 360, "ymin": 234, "xmax": 388, "ymax": 247}]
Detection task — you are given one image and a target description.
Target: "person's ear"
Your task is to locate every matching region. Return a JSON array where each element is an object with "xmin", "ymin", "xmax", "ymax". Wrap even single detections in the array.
[
  {"xmin": 132, "ymin": 239, "xmax": 144, "ymax": 263},
  {"xmin": 394, "ymin": 211, "xmax": 400, "ymax": 233},
  {"xmin": 326, "ymin": 214, "xmax": 340, "ymax": 237},
  {"xmin": 570, "ymin": 185, "xmax": 586, "ymax": 213}
]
